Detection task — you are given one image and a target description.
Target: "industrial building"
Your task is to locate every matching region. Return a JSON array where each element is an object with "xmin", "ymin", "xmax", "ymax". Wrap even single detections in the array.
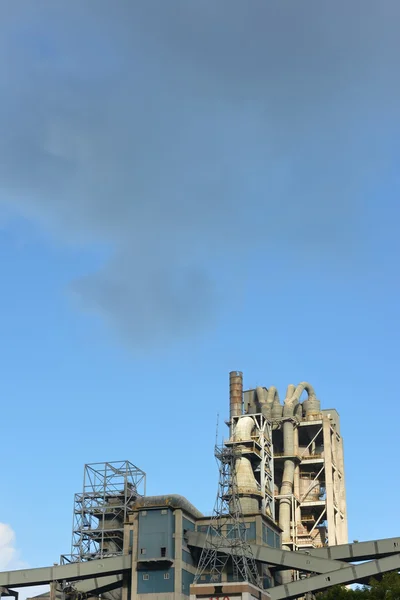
[
  {"xmin": 242, "ymin": 375, "xmax": 348, "ymax": 552},
  {"xmin": 1, "ymin": 371, "xmax": 399, "ymax": 600}
]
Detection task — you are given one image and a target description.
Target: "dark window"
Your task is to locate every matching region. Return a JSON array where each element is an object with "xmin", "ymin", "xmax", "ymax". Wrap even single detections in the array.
[{"xmin": 161, "ymin": 547, "xmax": 166, "ymax": 557}]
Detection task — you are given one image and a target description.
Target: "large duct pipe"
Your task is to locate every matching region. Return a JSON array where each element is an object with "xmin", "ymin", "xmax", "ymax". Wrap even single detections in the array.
[
  {"xmin": 256, "ymin": 386, "xmax": 267, "ymax": 411},
  {"xmin": 278, "ymin": 384, "xmax": 299, "ymax": 583},
  {"xmin": 229, "ymin": 371, "xmax": 243, "ymax": 421},
  {"xmin": 235, "ymin": 456, "xmax": 260, "ymax": 513},
  {"xmin": 256, "ymin": 386, "xmax": 280, "ymax": 419},
  {"xmin": 267, "ymin": 386, "xmax": 280, "ymax": 407},
  {"xmin": 233, "ymin": 415, "xmax": 255, "ymax": 442},
  {"xmin": 296, "ymin": 382, "xmax": 321, "ymax": 419},
  {"xmin": 278, "ymin": 382, "xmax": 318, "ymax": 582},
  {"xmin": 231, "ymin": 415, "xmax": 260, "ymax": 513},
  {"xmin": 133, "ymin": 495, "xmax": 203, "ymax": 519}
]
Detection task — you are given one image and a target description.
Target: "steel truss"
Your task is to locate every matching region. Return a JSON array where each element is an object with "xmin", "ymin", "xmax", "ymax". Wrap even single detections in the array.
[
  {"xmin": 1, "ymin": 537, "xmax": 400, "ymax": 599},
  {"xmin": 226, "ymin": 413, "xmax": 274, "ymax": 519},
  {"xmin": 194, "ymin": 445, "xmax": 262, "ymax": 588},
  {"xmin": 61, "ymin": 461, "xmax": 146, "ymax": 563},
  {"xmin": 274, "ymin": 416, "xmax": 347, "ymax": 552},
  {"xmin": 187, "ymin": 533, "xmax": 400, "ymax": 599}
]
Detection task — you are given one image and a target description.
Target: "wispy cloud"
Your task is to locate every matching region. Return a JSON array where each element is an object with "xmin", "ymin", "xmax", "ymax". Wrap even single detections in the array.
[
  {"xmin": 0, "ymin": 523, "xmax": 49, "ymax": 600},
  {"xmin": 0, "ymin": 523, "xmax": 20, "ymax": 570}
]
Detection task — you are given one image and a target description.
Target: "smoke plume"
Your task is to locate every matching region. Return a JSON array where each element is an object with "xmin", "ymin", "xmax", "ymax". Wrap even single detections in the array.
[{"xmin": 0, "ymin": 1, "xmax": 399, "ymax": 346}]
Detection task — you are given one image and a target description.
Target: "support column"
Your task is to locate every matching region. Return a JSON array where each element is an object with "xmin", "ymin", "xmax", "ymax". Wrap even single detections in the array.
[
  {"xmin": 336, "ymin": 435, "xmax": 348, "ymax": 543},
  {"xmin": 130, "ymin": 512, "xmax": 139, "ymax": 600},
  {"xmin": 122, "ymin": 518, "xmax": 134, "ymax": 600},
  {"xmin": 323, "ymin": 417, "xmax": 336, "ymax": 546},
  {"xmin": 174, "ymin": 509, "xmax": 183, "ymax": 600}
]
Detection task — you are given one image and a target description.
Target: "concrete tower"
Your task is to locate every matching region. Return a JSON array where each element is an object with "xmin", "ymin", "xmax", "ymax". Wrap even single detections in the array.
[{"xmin": 241, "ymin": 379, "xmax": 348, "ymax": 557}]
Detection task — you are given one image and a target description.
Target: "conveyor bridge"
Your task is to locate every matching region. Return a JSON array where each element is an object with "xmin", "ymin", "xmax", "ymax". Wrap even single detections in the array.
[{"xmin": 0, "ymin": 536, "xmax": 399, "ymax": 599}]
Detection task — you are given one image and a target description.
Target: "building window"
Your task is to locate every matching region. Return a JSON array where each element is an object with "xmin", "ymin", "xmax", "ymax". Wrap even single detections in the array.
[
  {"xmin": 140, "ymin": 548, "xmax": 146, "ymax": 555},
  {"xmin": 141, "ymin": 511, "xmax": 147, "ymax": 516},
  {"xmin": 164, "ymin": 573, "xmax": 170, "ymax": 580},
  {"xmin": 161, "ymin": 547, "xmax": 166, "ymax": 557},
  {"xmin": 161, "ymin": 509, "xmax": 167, "ymax": 514},
  {"xmin": 143, "ymin": 574, "xmax": 149, "ymax": 581}
]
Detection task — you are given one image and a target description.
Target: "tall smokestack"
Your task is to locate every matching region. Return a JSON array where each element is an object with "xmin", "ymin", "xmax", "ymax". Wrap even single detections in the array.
[{"xmin": 229, "ymin": 371, "xmax": 243, "ymax": 422}]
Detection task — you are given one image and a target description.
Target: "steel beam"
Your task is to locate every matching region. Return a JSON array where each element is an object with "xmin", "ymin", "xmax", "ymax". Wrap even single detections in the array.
[
  {"xmin": 0, "ymin": 556, "xmax": 130, "ymax": 589},
  {"xmin": 70, "ymin": 574, "xmax": 123, "ymax": 595},
  {"xmin": 186, "ymin": 531, "xmax": 348, "ymax": 573},
  {"xmin": 0, "ymin": 588, "xmax": 18, "ymax": 599},
  {"xmin": 2, "ymin": 533, "xmax": 400, "ymax": 599},
  {"xmin": 269, "ymin": 552, "xmax": 400, "ymax": 599},
  {"xmin": 306, "ymin": 537, "xmax": 400, "ymax": 562}
]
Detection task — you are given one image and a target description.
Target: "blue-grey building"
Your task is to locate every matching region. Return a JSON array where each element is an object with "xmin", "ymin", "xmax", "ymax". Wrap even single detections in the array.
[{"xmin": 121, "ymin": 494, "xmax": 280, "ymax": 600}]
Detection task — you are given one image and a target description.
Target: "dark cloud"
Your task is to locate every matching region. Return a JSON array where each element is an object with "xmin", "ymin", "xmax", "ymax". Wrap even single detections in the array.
[{"xmin": 0, "ymin": 1, "xmax": 399, "ymax": 346}]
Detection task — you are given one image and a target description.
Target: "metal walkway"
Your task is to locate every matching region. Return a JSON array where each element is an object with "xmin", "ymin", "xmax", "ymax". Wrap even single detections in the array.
[
  {"xmin": 187, "ymin": 532, "xmax": 400, "ymax": 599},
  {"xmin": 1, "ymin": 536, "xmax": 399, "ymax": 599},
  {"xmin": 0, "ymin": 556, "xmax": 130, "ymax": 589}
]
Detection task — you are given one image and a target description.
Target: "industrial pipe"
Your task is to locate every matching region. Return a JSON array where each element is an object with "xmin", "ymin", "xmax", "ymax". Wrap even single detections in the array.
[
  {"xmin": 133, "ymin": 495, "xmax": 203, "ymax": 519},
  {"xmin": 229, "ymin": 371, "xmax": 243, "ymax": 421},
  {"xmin": 256, "ymin": 386, "xmax": 280, "ymax": 419},
  {"xmin": 278, "ymin": 382, "xmax": 317, "ymax": 582},
  {"xmin": 233, "ymin": 415, "xmax": 255, "ymax": 442},
  {"xmin": 232, "ymin": 416, "xmax": 260, "ymax": 513},
  {"xmin": 235, "ymin": 457, "xmax": 260, "ymax": 513}
]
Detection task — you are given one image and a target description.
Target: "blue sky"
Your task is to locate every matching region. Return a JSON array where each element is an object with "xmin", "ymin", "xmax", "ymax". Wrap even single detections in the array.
[{"xmin": 0, "ymin": 0, "xmax": 399, "ymax": 577}]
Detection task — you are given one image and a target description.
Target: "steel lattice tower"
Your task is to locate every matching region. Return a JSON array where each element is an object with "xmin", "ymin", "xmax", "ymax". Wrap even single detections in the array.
[{"xmin": 194, "ymin": 445, "xmax": 262, "ymax": 589}]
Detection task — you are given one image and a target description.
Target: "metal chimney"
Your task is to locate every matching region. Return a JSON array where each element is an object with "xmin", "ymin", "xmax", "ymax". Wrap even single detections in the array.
[{"xmin": 229, "ymin": 371, "xmax": 243, "ymax": 421}]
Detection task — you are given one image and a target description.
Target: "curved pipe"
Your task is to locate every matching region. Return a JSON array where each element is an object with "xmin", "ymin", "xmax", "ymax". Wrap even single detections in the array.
[
  {"xmin": 280, "ymin": 385, "xmax": 314, "ymax": 540},
  {"xmin": 261, "ymin": 386, "xmax": 280, "ymax": 419},
  {"xmin": 292, "ymin": 382, "xmax": 316, "ymax": 403},
  {"xmin": 230, "ymin": 417, "xmax": 260, "ymax": 513},
  {"xmin": 279, "ymin": 384, "xmax": 299, "ymax": 582},
  {"xmin": 297, "ymin": 382, "xmax": 321, "ymax": 419},
  {"xmin": 279, "ymin": 381, "xmax": 319, "ymax": 584},
  {"xmin": 283, "ymin": 384, "xmax": 297, "ymax": 416},
  {"xmin": 267, "ymin": 386, "xmax": 280, "ymax": 406},
  {"xmin": 286, "ymin": 384, "xmax": 296, "ymax": 399},
  {"xmin": 294, "ymin": 403, "xmax": 303, "ymax": 419},
  {"xmin": 256, "ymin": 386, "xmax": 280, "ymax": 407},
  {"xmin": 271, "ymin": 386, "xmax": 284, "ymax": 419},
  {"xmin": 134, "ymin": 495, "xmax": 203, "ymax": 519},
  {"xmin": 233, "ymin": 415, "xmax": 255, "ymax": 442},
  {"xmin": 256, "ymin": 386, "xmax": 267, "ymax": 406}
]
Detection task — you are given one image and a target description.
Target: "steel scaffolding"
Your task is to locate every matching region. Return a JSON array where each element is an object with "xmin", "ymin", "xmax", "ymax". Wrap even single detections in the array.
[
  {"xmin": 226, "ymin": 413, "xmax": 274, "ymax": 519},
  {"xmin": 194, "ymin": 445, "xmax": 262, "ymax": 588},
  {"xmin": 61, "ymin": 461, "xmax": 146, "ymax": 564}
]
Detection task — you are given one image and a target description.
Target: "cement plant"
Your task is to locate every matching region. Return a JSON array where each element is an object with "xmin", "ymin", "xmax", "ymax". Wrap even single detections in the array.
[{"xmin": 1, "ymin": 371, "xmax": 399, "ymax": 600}]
